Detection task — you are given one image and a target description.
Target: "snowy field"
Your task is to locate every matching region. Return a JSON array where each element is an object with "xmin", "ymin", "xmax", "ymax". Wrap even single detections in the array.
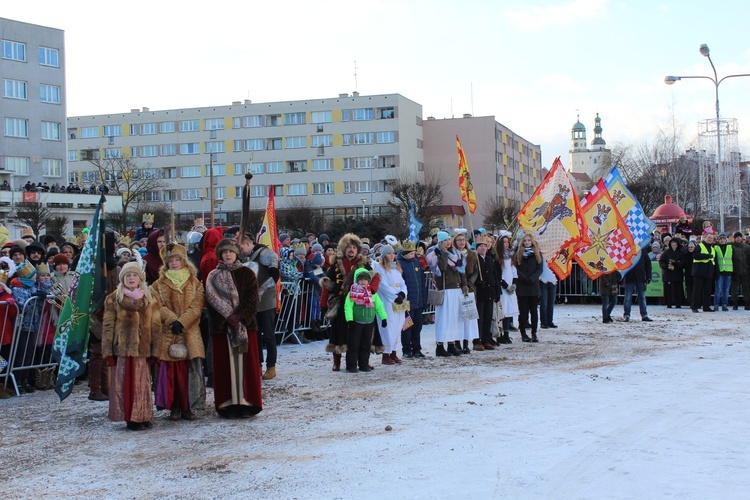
[{"xmin": 2, "ymin": 304, "xmax": 749, "ymax": 499}]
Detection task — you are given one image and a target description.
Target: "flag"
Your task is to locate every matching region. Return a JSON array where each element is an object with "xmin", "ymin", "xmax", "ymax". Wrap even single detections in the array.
[
  {"xmin": 52, "ymin": 195, "xmax": 105, "ymax": 401},
  {"xmin": 517, "ymin": 157, "xmax": 588, "ymax": 279},
  {"xmin": 256, "ymin": 189, "xmax": 279, "ymax": 255},
  {"xmin": 457, "ymin": 136, "xmax": 477, "ymax": 214},
  {"xmin": 604, "ymin": 167, "xmax": 656, "ymax": 275},
  {"xmin": 408, "ymin": 203, "xmax": 423, "ymax": 242},
  {"xmin": 573, "ymin": 179, "xmax": 638, "ymax": 279}
]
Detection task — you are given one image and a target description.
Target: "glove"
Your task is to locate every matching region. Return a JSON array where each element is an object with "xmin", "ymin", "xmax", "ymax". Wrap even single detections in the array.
[
  {"xmin": 5, "ymin": 297, "xmax": 15, "ymax": 306},
  {"xmin": 500, "ymin": 279, "xmax": 509, "ymax": 290},
  {"xmin": 433, "ymin": 247, "xmax": 442, "ymax": 256},
  {"xmin": 394, "ymin": 292, "xmax": 405, "ymax": 304},
  {"xmin": 171, "ymin": 321, "xmax": 184, "ymax": 334},
  {"xmin": 381, "ymin": 319, "xmax": 388, "ymax": 328},
  {"xmin": 105, "ymin": 356, "xmax": 116, "ymax": 367},
  {"xmin": 227, "ymin": 314, "xmax": 241, "ymax": 328},
  {"xmin": 462, "ymin": 286, "xmax": 469, "ymax": 296},
  {"xmin": 34, "ymin": 290, "xmax": 48, "ymax": 299},
  {"xmin": 507, "ymin": 284, "xmax": 516, "ymax": 294}
]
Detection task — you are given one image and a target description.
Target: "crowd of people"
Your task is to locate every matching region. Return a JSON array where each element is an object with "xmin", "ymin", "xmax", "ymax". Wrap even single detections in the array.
[{"xmin": 1, "ymin": 210, "xmax": 747, "ymax": 431}]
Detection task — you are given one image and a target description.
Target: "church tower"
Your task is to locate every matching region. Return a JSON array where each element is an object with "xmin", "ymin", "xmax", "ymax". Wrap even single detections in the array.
[{"xmin": 569, "ymin": 115, "xmax": 588, "ymax": 173}]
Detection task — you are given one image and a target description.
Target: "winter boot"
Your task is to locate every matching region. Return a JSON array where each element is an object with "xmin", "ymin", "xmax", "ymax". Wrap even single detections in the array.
[
  {"xmin": 531, "ymin": 331, "xmax": 539, "ymax": 343},
  {"xmin": 332, "ymin": 353, "xmax": 341, "ymax": 371},
  {"xmin": 520, "ymin": 330, "xmax": 531, "ymax": 342},
  {"xmin": 461, "ymin": 340, "xmax": 471, "ymax": 355},
  {"xmin": 262, "ymin": 366, "xmax": 276, "ymax": 380},
  {"xmin": 382, "ymin": 353, "xmax": 395, "ymax": 365},
  {"xmin": 88, "ymin": 344, "xmax": 109, "ymax": 401},
  {"xmin": 499, "ymin": 332, "xmax": 512, "ymax": 344},
  {"xmin": 447, "ymin": 343, "xmax": 462, "ymax": 356},
  {"xmin": 390, "ymin": 351, "xmax": 402, "ymax": 364},
  {"xmin": 436, "ymin": 343, "xmax": 451, "ymax": 357}
]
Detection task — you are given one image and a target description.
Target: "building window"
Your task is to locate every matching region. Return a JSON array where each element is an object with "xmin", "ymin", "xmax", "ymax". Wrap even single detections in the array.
[
  {"xmin": 353, "ymin": 133, "xmax": 374, "ymax": 145},
  {"xmin": 38, "ymin": 83, "xmax": 60, "ymax": 104},
  {"xmin": 352, "ymin": 108, "xmax": 373, "ymax": 121},
  {"xmin": 377, "ymin": 131, "xmax": 395, "ymax": 144},
  {"xmin": 416, "ymin": 138, "xmax": 423, "ymax": 149},
  {"xmin": 377, "ymin": 107, "xmax": 394, "ymax": 119},
  {"xmin": 343, "ymin": 181, "xmax": 351, "ymax": 194},
  {"xmin": 162, "ymin": 190, "xmax": 177, "ymax": 202},
  {"xmin": 140, "ymin": 145, "xmax": 158, "ymax": 157},
  {"xmin": 181, "ymin": 188, "xmax": 202, "ymax": 200},
  {"xmin": 265, "ymin": 114, "xmax": 281, "ymax": 127},
  {"xmin": 266, "ymin": 138, "xmax": 282, "ymax": 150},
  {"xmin": 3, "ymin": 79, "xmax": 27, "ymax": 100},
  {"xmin": 180, "ymin": 143, "xmax": 200, "ymax": 155},
  {"xmin": 4, "ymin": 156, "xmax": 29, "ymax": 175},
  {"xmin": 2, "ymin": 40, "xmax": 26, "ymax": 62},
  {"xmin": 417, "ymin": 161, "xmax": 425, "ymax": 172},
  {"xmin": 181, "ymin": 166, "xmax": 201, "ymax": 178},
  {"xmin": 103, "ymin": 125, "xmax": 122, "ymax": 137},
  {"xmin": 244, "ymin": 139, "xmax": 263, "ymax": 151},
  {"xmin": 67, "ymin": 150, "xmax": 77, "ymax": 162},
  {"xmin": 249, "ymin": 163, "xmax": 264, "ymax": 175},
  {"xmin": 287, "ymin": 183, "xmax": 307, "ymax": 196},
  {"xmin": 250, "ymin": 185, "xmax": 267, "ymax": 198},
  {"xmin": 179, "ymin": 120, "xmax": 200, "ymax": 132},
  {"xmin": 311, "ymin": 159, "xmax": 333, "ymax": 171},
  {"xmin": 43, "ymin": 159, "xmax": 62, "ymax": 177},
  {"xmin": 266, "ymin": 161, "xmax": 282, "ymax": 174},
  {"xmin": 311, "ymin": 134, "xmax": 333, "ymax": 147},
  {"xmin": 379, "ymin": 179, "xmax": 396, "ymax": 192},
  {"xmin": 342, "ymin": 134, "xmax": 352, "ymax": 146},
  {"xmin": 130, "ymin": 124, "xmax": 139, "ymax": 136},
  {"xmin": 104, "ymin": 148, "xmax": 122, "ymax": 159},
  {"xmin": 139, "ymin": 168, "xmax": 161, "ymax": 179},
  {"xmin": 160, "ymin": 121, "xmax": 175, "ymax": 133},
  {"xmin": 310, "ymin": 111, "xmax": 332, "ymax": 124},
  {"xmin": 4, "ymin": 117, "xmax": 28, "ymax": 138},
  {"xmin": 41, "ymin": 121, "xmax": 61, "ymax": 141},
  {"xmin": 354, "ymin": 181, "xmax": 373, "ymax": 193},
  {"xmin": 38, "ymin": 47, "xmax": 59, "ymax": 67},
  {"xmin": 80, "ymin": 171, "xmax": 99, "ymax": 184},
  {"xmin": 354, "ymin": 157, "xmax": 374, "ymax": 169},
  {"xmin": 312, "ymin": 182, "xmax": 334, "ymax": 195},
  {"xmin": 205, "ymin": 141, "xmax": 225, "ymax": 153},
  {"xmin": 214, "ymin": 187, "xmax": 226, "ymax": 200},
  {"xmin": 160, "ymin": 144, "xmax": 176, "ymax": 156},
  {"xmin": 284, "ymin": 112, "xmax": 306, "ymax": 125},
  {"xmin": 207, "ymin": 164, "xmax": 226, "ymax": 176},
  {"xmin": 341, "ymin": 109, "xmax": 351, "ymax": 122},
  {"xmin": 232, "ymin": 117, "xmax": 241, "ymax": 129},
  {"xmin": 287, "ymin": 160, "xmax": 307, "ymax": 173},
  {"xmin": 243, "ymin": 115, "xmax": 263, "ymax": 128},
  {"xmin": 285, "ymin": 136, "xmax": 306, "ymax": 149},
  {"xmin": 141, "ymin": 123, "xmax": 157, "ymax": 135},
  {"xmin": 68, "ymin": 128, "xmax": 77, "ymax": 139},
  {"xmin": 204, "ymin": 118, "xmax": 224, "ymax": 130},
  {"xmin": 164, "ymin": 167, "xmax": 177, "ymax": 179},
  {"xmin": 376, "ymin": 155, "xmax": 397, "ymax": 168},
  {"xmin": 81, "ymin": 126, "xmax": 99, "ymax": 138}
]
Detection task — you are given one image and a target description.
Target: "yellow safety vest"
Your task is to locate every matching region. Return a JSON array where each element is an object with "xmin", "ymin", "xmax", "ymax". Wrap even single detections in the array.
[
  {"xmin": 693, "ymin": 243, "xmax": 715, "ymax": 265},
  {"xmin": 715, "ymin": 245, "xmax": 733, "ymax": 273}
]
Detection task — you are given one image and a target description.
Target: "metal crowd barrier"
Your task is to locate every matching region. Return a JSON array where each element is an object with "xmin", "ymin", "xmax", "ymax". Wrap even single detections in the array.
[
  {"xmin": 274, "ymin": 278, "xmax": 329, "ymax": 345},
  {"xmin": 0, "ymin": 300, "xmax": 21, "ymax": 393},
  {"xmin": 3, "ymin": 295, "xmax": 59, "ymax": 397}
]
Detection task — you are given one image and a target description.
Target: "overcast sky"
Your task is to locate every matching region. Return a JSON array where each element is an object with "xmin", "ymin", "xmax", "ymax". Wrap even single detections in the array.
[{"xmin": 5, "ymin": 0, "xmax": 750, "ymax": 168}]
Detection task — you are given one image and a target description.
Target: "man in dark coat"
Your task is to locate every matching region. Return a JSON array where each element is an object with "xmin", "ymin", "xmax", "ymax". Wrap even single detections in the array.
[
  {"xmin": 623, "ymin": 246, "xmax": 653, "ymax": 321},
  {"xmin": 397, "ymin": 240, "xmax": 427, "ymax": 358}
]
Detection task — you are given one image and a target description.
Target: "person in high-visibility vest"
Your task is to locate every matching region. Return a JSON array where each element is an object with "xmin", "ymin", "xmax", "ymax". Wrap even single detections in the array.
[
  {"xmin": 730, "ymin": 232, "xmax": 750, "ymax": 310},
  {"xmin": 713, "ymin": 233, "xmax": 733, "ymax": 311},
  {"xmin": 691, "ymin": 230, "xmax": 717, "ymax": 313}
]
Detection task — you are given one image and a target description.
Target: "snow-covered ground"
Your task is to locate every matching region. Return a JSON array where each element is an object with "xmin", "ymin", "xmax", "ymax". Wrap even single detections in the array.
[{"xmin": 3, "ymin": 304, "xmax": 749, "ymax": 499}]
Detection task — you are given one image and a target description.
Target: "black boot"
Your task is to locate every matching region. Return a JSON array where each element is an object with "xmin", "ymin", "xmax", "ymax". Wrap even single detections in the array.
[
  {"xmin": 531, "ymin": 331, "xmax": 538, "ymax": 343},
  {"xmin": 447, "ymin": 343, "xmax": 462, "ymax": 356},
  {"xmin": 498, "ymin": 332, "xmax": 512, "ymax": 344},
  {"xmin": 520, "ymin": 330, "xmax": 531, "ymax": 342},
  {"xmin": 461, "ymin": 339, "xmax": 471, "ymax": 355},
  {"xmin": 436, "ymin": 343, "xmax": 451, "ymax": 357}
]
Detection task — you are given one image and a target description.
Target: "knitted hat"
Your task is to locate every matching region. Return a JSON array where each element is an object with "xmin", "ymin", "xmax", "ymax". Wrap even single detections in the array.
[
  {"xmin": 734, "ymin": 231, "xmax": 744, "ymax": 239},
  {"xmin": 379, "ymin": 244, "xmax": 395, "ymax": 257},
  {"xmin": 41, "ymin": 234, "xmax": 57, "ymax": 247},
  {"xmin": 0, "ymin": 256, "xmax": 16, "ymax": 283},
  {"xmin": 311, "ymin": 243, "xmax": 323, "ymax": 253},
  {"xmin": 401, "ymin": 240, "xmax": 416, "ymax": 252},
  {"xmin": 215, "ymin": 238, "xmax": 241, "ymax": 261},
  {"xmin": 318, "ymin": 234, "xmax": 330, "ymax": 244},
  {"xmin": 53, "ymin": 253, "xmax": 71, "ymax": 267},
  {"xmin": 311, "ymin": 253, "xmax": 324, "ymax": 267},
  {"xmin": 160, "ymin": 242, "xmax": 188, "ymax": 263},
  {"xmin": 718, "ymin": 233, "xmax": 728, "ymax": 240},
  {"xmin": 361, "ymin": 243, "xmax": 370, "ymax": 252},
  {"xmin": 10, "ymin": 245, "xmax": 25, "ymax": 258},
  {"xmin": 119, "ymin": 261, "xmax": 146, "ymax": 283},
  {"xmin": 116, "ymin": 247, "xmax": 132, "ymax": 259},
  {"xmin": 278, "ymin": 233, "xmax": 291, "ymax": 244},
  {"xmin": 36, "ymin": 263, "xmax": 51, "ymax": 275},
  {"xmin": 437, "ymin": 231, "xmax": 451, "ymax": 243}
]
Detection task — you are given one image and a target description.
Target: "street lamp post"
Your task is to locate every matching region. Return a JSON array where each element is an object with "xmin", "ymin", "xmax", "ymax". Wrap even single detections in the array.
[
  {"xmin": 216, "ymin": 198, "xmax": 224, "ymax": 224},
  {"xmin": 738, "ymin": 189, "xmax": 743, "ymax": 233},
  {"xmin": 665, "ymin": 44, "xmax": 750, "ymax": 233},
  {"xmin": 361, "ymin": 197, "xmax": 367, "ymax": 219}
]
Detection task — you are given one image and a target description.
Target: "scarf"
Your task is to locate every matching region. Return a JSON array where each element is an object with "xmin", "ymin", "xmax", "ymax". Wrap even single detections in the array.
[
  {"xmin": 165, "ymin": 267, "xmax": 190, "ymax": 292},
  {"xmin": 447, "ymin": 248, "xmax": 465, "ymax": 274},
  {"xmin": 349, "ymin": 283, "xmax": 374, "ymax": 308},
  {"xmin": 523, "ymin": 246, "xmax": 535, "ymax": 259},
  {"xmin": 123, "ymin": 286, "xmax": 145, "ymax": 300},
  {"xmin": 205, "ymin": 260, "xmax": 248, "ymax": 352}
]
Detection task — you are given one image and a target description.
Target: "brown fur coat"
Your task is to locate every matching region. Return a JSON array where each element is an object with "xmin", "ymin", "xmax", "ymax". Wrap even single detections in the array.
[
  {"xmin": 102, "ymin": 292, "xmax": 162, "ymax": 359},
  {"xmin": 150, "ymin": 265, "xmax": 206, "ymax": 361},
  {"xmin": 206, "ymin": 264, "xmax": 259, "ymax": 335}
]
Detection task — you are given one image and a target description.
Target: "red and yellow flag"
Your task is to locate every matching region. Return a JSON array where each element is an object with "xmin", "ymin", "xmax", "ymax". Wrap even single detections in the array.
[
  {"xmin": 457, "ymin": 136, "xmax": 477, "ymax": 214},
  {"xmin": 573, "ymin": 179, "xmax": 638, "ymax": 280},
  {"xmin": 517, "ymin": 157, "xmax": 588, "ymax": 279},
  {"xmin": 256, "ymin": 189, "xmax": 281, "ymax": 311}
]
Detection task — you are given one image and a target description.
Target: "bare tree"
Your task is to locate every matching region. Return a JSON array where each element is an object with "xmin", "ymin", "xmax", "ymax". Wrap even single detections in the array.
[
  {"xmin": 386, "ymin": 173, "xmax": 445, "ymax": 239},
  {"xmin": 278, "ymin": 197, "xmax": 324, "ymax": 236},
  {"xmin": 83, "ymin": 153, "xmax": 167, "ymax": 233},
  {"xmin": 13, "ymin": 200, "xmax": 54, "ymax": 237},
  {"xmin": 45, "ymin": 215, "xmax": 70, "ymax": 239},
  {"xmin": 481, "ymin": 198, "xmax": 522, "ymax": 234}
]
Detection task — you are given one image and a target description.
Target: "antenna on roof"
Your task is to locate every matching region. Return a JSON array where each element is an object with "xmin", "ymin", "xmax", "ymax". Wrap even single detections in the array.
[{"xmin": 354, "ymin": 60, "xmax": 358, "ymax": 93}]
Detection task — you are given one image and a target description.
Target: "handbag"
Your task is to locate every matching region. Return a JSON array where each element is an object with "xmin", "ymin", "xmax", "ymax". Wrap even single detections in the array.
[
  {"xmin": 427, "ymin": 274, "xmax": 445, "ymax": 307},
  {"xmin": 168, "ymin": 334, "xmax": 189, "ymax": 360},
  {"xmin": 392, "ymin": 299, "xmax": 410, "ymax": 313},
  {"xmin": 460, "ymin": 292, "xmax": 479, "ymax": 321},
  {"xmin": 401, "ymin": 314, "xmax": 414, "ymax": 331}
]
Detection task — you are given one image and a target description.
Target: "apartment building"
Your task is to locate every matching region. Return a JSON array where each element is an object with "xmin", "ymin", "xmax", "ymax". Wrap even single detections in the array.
[
  {"xmin": 423, "ymin": 115, "xmax": 543, "ymax": 219},
  {"xmin": 0, "ymin": 18, "xmax": 67, "ymax": 187},
  {"xmin": 67, "ymin": 93, "xmax": 424, "ymax": 225}
]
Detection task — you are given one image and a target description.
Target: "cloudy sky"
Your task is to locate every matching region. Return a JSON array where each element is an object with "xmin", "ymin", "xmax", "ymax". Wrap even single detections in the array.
[{"xmin": 5, "ymin": 0, "xmax": 750, "ymax": 165}]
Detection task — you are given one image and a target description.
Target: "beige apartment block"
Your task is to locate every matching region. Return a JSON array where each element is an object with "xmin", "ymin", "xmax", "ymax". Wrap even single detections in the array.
[
  {"xmin": 67, "ymin": 93, "xmax": 424, "ymax": 226},
  {"xmin": 423, "ymin": 115, "xmax": 543, "ymax": 225}
]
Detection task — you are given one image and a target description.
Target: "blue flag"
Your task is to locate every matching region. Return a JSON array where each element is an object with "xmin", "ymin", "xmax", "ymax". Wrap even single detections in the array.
[{"xmin": 408, "ymin": 203, "xmax": 423, "ymax": 242}]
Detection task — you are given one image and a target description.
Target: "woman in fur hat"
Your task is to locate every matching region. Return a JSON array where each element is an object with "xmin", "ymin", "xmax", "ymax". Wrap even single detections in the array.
[
  {"xmin": 151, "ymin": 243, "xmax": 206, "ymax": 421},
  {"xmin": 102, "ymin": 262, "xmax": 162, "ymax": 430},
  {"xmin": 205, "ymin": 238, "xmax": 262, "ymax": 418}
]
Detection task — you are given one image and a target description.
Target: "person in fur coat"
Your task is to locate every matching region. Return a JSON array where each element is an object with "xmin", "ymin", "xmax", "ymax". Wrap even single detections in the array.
[
  {"xmin": 102, "ymin": 262, "xmax": 162, "ymax": 431},
  {"xmin": 205, "ymin": 238, "xmax": 262, "ymax": 419},
  {"xmin": 150, "ymin": 243, "xmax": 206, "ymax": 421},
  {"xmin": 319, "ymin": 233, "xmax": 381, "ymax": 372}
]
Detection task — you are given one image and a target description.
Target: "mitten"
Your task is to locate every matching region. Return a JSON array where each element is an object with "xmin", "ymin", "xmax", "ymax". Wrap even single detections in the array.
[
  {"xmin": 5, "ymin": 297, "xmax": 15, "ymax": 306},
  {"xmin": 507, "ymin": 284, "xmax": 516, "ymax": 294},
  {"xmin": 500, "ymin": 279, "xmax": 509, "ymax": 290},
  {"xmin": 381, "ymin": 319, "xmax": 388, "ymax": 328},
  {"xmin": 171, "ymin": 321, "xmax": 184, "ymax": 334},
  {"xmin": 394, "ymin": 292, "xmax": 405, "ymax": 304},
  {"xmin": 227, "ymin": 314, "xmax": 241, "ymax": 328},
  {"xmin": 105, "ymin": 356, "xmax": 116, "ymax": 367}
]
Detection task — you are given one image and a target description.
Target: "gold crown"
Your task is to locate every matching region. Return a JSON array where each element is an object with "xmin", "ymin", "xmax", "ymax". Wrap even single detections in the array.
[
  {"xmin": 36, "ymin": 263, "xmax": 51, "ymax": 275},
  {"xmin": 118, "ymin": 235, "xmax": 132, "ymax": 247},
  {"xmin": 142, "ymin": 213, "xmax": 155, "ymax": 223},
  {"xmin": 21, "ymin": 227, "xmax": 35, "ymax": 238}
]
